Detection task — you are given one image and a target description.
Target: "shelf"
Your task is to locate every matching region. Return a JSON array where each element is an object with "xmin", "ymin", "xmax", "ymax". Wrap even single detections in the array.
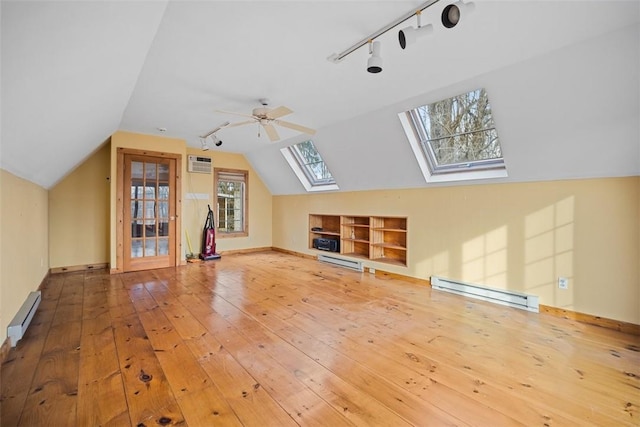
[
  {"xmin": 371, "ymin": 242, "xmax": 407, "ymax": 250},
  {"xmin": 342, "ymin": 238, "xmax": 370, "ymax": 244},
  {"xmin": 310, "ymin": 214, "xmax": 407, "ymax": 267},
  {"xmin": 341, "ymin": 252, "xmax": 369, "ymax": 260},
  {"xmin": 311, "ymin": 231, "xmax": 341, "ymax": 237},
  {"xmin": 371, "ymin": 228, "xmax": 406, "ymax": 233}
]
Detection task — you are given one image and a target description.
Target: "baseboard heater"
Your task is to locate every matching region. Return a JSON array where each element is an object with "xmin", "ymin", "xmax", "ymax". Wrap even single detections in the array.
[
  {"xmin": 7, "ymin": 291, "xmax": 41, "ymax": 347},
  {"xmin": 431, "ymin": 276, "xmax": 539, "ymax": 313},
  {"xmin": 317, "ymin": 254, "xmax": 363, "ymax": 272}
]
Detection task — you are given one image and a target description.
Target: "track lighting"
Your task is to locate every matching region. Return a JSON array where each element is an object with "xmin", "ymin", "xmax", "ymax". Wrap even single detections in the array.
[
  {"xmin": 328, "ymin": 0, "xmax": 475, "ymax": 70},
  {"xmin": 367, "ymin": 40, "xmax": 383, "ymax": 73},
  {"xmin": 398, "ymin": 11, "xmax": 433, "ymax": 50},
  {"xmin": 441, "ymin": 1, "xmax": 475, "ymax": 29},
  {"xmin": 199, "ymin": 120, "xmax": 229, "ymax": 150}
]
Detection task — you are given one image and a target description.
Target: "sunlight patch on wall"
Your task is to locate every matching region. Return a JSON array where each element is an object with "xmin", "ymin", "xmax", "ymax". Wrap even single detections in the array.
[
  {"xmin": 461, "ymin": 226, "xmax": 508, "ymax": 287},
  {"xmin": 416, "ymin": 250, "xmax": 450, "ymax": 281},
  {"xmin": 524, "ymin": 196, "xmax": 575, "ymax": 308}
]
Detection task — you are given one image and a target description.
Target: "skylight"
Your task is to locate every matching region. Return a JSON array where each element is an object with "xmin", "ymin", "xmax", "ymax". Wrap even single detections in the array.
[
  {"xmin": 399, "ymin": 88, "xmax": 507, "ymax": 183},
  {"xmin": 281, "ymin": 140, "xmax": 338, "ymax": 192}
]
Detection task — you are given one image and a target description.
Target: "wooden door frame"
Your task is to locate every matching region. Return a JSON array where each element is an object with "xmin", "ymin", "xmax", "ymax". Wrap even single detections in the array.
[{"xmin": 115, "ymin": 147, "xmax": 182, "ymax": 273}]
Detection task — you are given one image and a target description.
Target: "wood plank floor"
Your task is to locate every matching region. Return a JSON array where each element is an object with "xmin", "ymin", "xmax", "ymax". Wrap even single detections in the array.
[{"xmin": 1, "ymin": 251, "xmax": 639, "ymax": 426}]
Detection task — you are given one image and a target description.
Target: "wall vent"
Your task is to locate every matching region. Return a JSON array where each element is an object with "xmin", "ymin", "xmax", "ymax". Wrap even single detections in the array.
[
  {"xmin": 317, "ymin": 254, "xmax": 363, "ymax": 272},
  {"xmin": 8, "ymin": 291, "xmax": 41, "ymax": 347},
  {"xmin": 431, "ymin": 276, "xmax": 539, "ymax": 313},
  {"xmin": 187, "ymin": 155, "xmax": 212, "ymax": 174}
]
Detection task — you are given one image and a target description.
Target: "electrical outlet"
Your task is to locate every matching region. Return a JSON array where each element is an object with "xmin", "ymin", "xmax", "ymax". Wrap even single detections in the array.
[{"xmin": 558, "ymin": 277, "xmax": 569, "ymax": 289}]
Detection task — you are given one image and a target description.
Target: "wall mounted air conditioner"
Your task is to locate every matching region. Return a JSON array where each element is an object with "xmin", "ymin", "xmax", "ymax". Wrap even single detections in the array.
[{"xmin": 188, "ymin": 155, "xmax": 212, "ymax": 174}]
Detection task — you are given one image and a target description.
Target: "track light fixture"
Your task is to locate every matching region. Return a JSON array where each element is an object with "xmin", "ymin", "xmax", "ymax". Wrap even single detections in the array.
[
  {"xmin": 367, "ymin": 40, "xmax": 383, "ymax": 73},
  {"xmin": 398, "ymin": 11, "xmax": 434, "ymax": 50},
  {"xmin": 441, "ymin": 1, "xmax": 475, "ymax": 29},
  {"xmin": 328, "ymin": 0, "xmax": 475, "ymax": 71},
  {"xmin": 199, "ymin": 120, "xmax": 229, "ymax": 150}
]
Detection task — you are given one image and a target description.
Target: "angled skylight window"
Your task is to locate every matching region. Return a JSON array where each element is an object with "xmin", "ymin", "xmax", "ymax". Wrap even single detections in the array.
[
  {"xmin": 281, "ymin": 140, "xmax": 338, "ymax": 192},
  {"xmin": 399, "ymin": 88, "xmax": 507, "ymax": 183}
]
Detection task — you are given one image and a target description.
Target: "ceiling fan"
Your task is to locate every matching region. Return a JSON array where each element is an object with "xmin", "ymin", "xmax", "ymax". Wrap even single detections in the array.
[{"xmin": 216, "ymin": 98, "xmax": 316, "ymax": 142}]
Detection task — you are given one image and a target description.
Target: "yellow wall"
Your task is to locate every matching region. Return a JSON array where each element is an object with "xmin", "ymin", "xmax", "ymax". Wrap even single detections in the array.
[
  {"xmin": 183, "ymin": 148, "xmax": 272, "ymax": 255},
  {"xmin": 273, "ymin": 177, "xmax": 640, "ymax": 325},
  {"xmin": 49, "ymin": 142, "xmax": 111, "ymax": 268},
  {"xmin": 110, "ymin": 131, "xmax": 272, "ymax": 269},
  {"xmin": 0, "ymin": 169, "xmax": 49, "ymax": 343}
]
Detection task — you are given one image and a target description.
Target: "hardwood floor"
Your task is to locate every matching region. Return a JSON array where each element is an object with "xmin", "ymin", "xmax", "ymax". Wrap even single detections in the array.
[{"xmin": 1, "ymin": 251, "xmax": 639, "ymax": 426}]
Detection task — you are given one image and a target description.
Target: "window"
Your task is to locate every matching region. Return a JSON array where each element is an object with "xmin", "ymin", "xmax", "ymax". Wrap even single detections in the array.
[
  {"xmin": 399, "ymin": 88, "xmax": 507, "ymax": 183},
  {"xmin": 214, "ymin": 168, "xmax": 248, "ymax": 236},
  {"xmin": 281, "ymin": 140, "xmax": 338, "ymax": 191}
]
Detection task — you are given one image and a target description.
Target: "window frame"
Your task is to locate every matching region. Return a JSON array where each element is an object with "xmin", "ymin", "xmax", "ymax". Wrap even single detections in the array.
[
  {"xmin": 214, "ymin": 168, "xmax": 248, "ymax": 237},
  {"xmin": 399, "ymin": 88, "xmax": 508, "ymax": 183},
  {"xmin": 281, "ymin": 140, "xmax": 339, "ymax": 192}
]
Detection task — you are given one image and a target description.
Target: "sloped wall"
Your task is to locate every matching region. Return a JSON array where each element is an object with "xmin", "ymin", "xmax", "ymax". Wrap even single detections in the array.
[
  {"xmin": 0, "ymin": 169, "xmax": 49, "ymax": 344},
  {"xmin": 273, "ymin": 176, "xmax": 640, "ymax": 324},
  {"xmin": 49, "ymin": 142, "xmax": 111, "ymax": 268}
]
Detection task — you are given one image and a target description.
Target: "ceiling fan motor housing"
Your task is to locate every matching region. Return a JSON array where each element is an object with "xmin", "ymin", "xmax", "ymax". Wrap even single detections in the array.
[{"xmin": 252, "ymin": 107, "xmax": 271, "ymax": 118}]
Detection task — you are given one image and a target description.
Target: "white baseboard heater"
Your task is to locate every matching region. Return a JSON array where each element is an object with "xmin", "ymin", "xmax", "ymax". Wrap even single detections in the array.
[
  {"xmin": 317, "ymin": 254, "xmax": 363, "ymax": 272},
  {"xmin": 431, "ymin": 276, "xmax": 539, "ymax": 313},
  {"xmin": 7, "ymin": 291, "xmax": 42, "ymax": 347}
]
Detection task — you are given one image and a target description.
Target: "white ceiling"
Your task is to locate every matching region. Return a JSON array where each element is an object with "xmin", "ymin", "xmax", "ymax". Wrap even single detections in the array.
[{"xmin": 1, "ymin": 1, "xmax": 639, "ymax": 192}]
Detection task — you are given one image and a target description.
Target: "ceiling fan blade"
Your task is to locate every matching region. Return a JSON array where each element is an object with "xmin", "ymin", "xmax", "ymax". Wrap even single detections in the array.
[
  {"xmin": 225, "ymin": 120, "xmax": 255, "ymax": 128},
  {"xmin": 215, "ymin": 109, "xmax": 255, "ymax": 119},
  {"xmin": 262, "ymin": 123, "xmax": 280, "ymax": 141},
  {"xmin": 266, "ymin": 106, "xmax": 293, "ymax": 119},
  {"xmin": 274, "ymin": 120, "xmax": 316, "ymax": 135}
]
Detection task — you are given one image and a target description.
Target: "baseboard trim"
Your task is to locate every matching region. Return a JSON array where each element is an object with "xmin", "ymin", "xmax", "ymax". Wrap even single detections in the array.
[
  {"xmin": 373, "ymin": 269, "xmax": 431, "ymax": 287},
  {"xmin": 50, "ymin": 263, "xmax": 108, "ymax": 275},
  {"xmin": 540, "ymin": 305, "xmax": 640, "ymax": 336},
  {"xmin": 272, "ymin": 247, "xmax": 315, "ymax": 260},
  {"xmin": 219, "ymin": 246, "xmax": 273, "ymax": 256}
]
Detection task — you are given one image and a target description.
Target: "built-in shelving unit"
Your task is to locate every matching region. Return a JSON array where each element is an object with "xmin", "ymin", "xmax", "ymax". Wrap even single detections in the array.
[{"xmin": 309, "ymin": 214, "xmax": 407, "ymax": 266}]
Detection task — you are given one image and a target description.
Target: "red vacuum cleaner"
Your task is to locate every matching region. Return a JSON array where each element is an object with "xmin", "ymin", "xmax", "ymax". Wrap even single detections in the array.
[{"xmin": 200, "ymin": 204, "xmax": 221, "ymax": 260}]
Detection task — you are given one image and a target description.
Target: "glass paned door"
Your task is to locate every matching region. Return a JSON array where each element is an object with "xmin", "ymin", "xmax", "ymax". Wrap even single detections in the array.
[{"xmin": 124, "ymin": 154, "xmax": 176, "ymax": 271}]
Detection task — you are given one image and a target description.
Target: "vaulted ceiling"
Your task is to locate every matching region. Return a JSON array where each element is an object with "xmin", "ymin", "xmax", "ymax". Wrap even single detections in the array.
[{"xmin": 2, "ymin": 1, "xmax": 638, "ymax": 193}]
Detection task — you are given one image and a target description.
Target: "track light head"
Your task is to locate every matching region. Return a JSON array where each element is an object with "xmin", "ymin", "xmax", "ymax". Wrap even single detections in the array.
[
  {"xmin": 442, "ymin": 1, "xmax": 475, "ymax": 29},
  {"xmin": 200, "ymin": 138, "xmax": 210, "ymax": 151},
  {"xmin": 214, "ymin": 138, "xmax": 223, "ymax": 147},
  {"xmin": 398, "ymin": 24, "xmax": 433, "ymax": 49},
  {"xmin": 367, "ymin": 41, "xmax": 382, "ymax": 73}
]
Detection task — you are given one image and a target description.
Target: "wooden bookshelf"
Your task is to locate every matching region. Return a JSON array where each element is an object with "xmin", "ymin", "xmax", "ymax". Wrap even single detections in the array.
[{"xmin": 309, "ymin": 214, "xmax": 407, "ymax": 266}]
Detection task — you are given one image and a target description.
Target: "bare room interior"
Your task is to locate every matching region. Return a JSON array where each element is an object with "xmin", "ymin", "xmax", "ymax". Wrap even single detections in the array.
[{"xmin": 1, "ymin": 1, "xmax": 639, "ymax": 425}]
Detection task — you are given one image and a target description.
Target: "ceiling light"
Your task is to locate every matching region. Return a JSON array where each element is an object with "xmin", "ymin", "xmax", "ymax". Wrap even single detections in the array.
[
  {"xmin": 200, "ymin": 138, "xmax": 209, "ymax": 151},
  {"xmin": 399, "ymin": 11, "xmax": 433, "ymax": 50},
  {"xmin": 441, "ymin": 1, "xmax": 475, "ymax": 29},
  {"xmin": 367, "ymin": 40, "xmax": 383, "ymax": 74},
  {"xmin": 328, "ymin": 0, "xmax": 439, "ymax": 64}
]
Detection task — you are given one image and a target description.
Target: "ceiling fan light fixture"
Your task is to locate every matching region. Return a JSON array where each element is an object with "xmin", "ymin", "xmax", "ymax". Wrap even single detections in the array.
[{"xmin": 367, "ymin": 40, "xmax": 383, "ymax": 74}]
